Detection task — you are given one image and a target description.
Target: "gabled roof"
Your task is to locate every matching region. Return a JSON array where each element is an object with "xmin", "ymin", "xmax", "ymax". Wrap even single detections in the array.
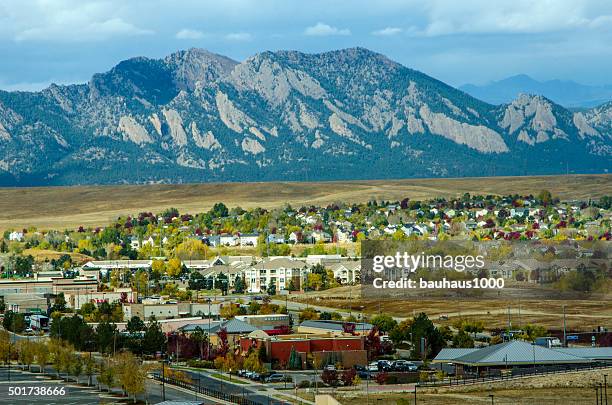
[
  {"xmin": 211, "ymin": 318, "xmax": 258, "ymax": 334},
  {"xmin": 552, "ymin": 347, "xmax": 612, "ymax": 360},
  {"xmin": 444, "ymin": 341, "xmax": 590, "ymax": 366},
  {"xmin": 434, "ymin": 348, "xmax": 478, "ymax": 361},
  {"xmin": 299, "ymin": 320, "xmax": 373, "ymax": 331}
]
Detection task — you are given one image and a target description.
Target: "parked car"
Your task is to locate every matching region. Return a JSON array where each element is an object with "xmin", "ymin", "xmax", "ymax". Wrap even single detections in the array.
[
  {"xmin": 377, "ymin": 360, "xmax": 393, "ymax": 371},
  {"xmin": 393, "ymin": 360, "xmax": 418, "ymax": 371},
  {"xmin": 264, "ymin": 373, "xmax": 290, "ymax": 383},
  {"xmin": 324, "ymin": 364, "xmax": 336, "ymax": 371},
  {"xmin": 368, "ymin": 361, "xmax": 380, "ymax": 372}
]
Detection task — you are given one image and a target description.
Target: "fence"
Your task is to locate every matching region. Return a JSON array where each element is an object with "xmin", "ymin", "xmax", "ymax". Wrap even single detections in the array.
[
  {"xmin": 418, "ymin": 361, "xmax": 612, "ymax": 387},
  {"xmin": 152, "ymin": 373, "xmax": 291, "ymax": 405}
]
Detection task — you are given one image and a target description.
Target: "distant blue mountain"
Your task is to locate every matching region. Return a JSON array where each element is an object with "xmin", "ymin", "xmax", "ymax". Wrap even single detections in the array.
[{"xmin": 460, "ymin": 74, "xmax": 612, "ymax": 108}]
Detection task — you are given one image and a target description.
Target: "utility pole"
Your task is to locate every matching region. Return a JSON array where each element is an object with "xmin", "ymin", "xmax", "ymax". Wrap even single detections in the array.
[
  {"xmin": 603, "ymin": 374, "xmax": 608, "ymax": 405},
  {"xmin": 604, "ymin": 374, "xmax": 608, "ymax": 405},
  {"xmin": 161, "ymin": 359, "xmax": 166, "ymax": 401},
  {"xmin": 507, "ymin": 306, "xmax": 512, "ymax": 340},
  {"xmin": 562, "ymin": 305, "xmax": 567, "ymax": 347}
]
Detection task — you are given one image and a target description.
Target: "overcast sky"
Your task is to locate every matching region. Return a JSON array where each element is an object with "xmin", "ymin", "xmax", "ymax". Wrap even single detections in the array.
[{"xmin": 1, "ymin": 0, "xmax": 612, "ymax": 91}]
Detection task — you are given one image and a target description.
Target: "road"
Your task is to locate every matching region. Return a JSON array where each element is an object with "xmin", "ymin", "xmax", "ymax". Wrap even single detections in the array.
[{"xmin": 179, "ymin": 368, "xmax": 292, "ymax": 405}]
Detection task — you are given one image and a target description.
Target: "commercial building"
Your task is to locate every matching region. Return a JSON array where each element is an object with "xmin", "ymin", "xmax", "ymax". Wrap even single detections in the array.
[
  {"xmin": 433, "ymin": 340, "xmax": 612, "ymax": 375},
  {"xmin": 297, "ymin": 320, "xmax": 373, "ymax": 336},
  {"xmin": 240, "ymin": 332, "xmax": 367, "ymax": 368}
]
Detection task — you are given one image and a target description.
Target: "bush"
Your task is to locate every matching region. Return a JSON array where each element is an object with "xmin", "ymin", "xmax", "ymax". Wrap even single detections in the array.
[
  {"xmin": 186, "ymin": 359, "xmax": 215, "ymax": 369},
  {"xmin": 376, "ymin": 372, "xmax": 387, "ymax": 384},
  {"xmin": 321, "ymin": 369, "xmax": 338, "ymax": 386},
  {"xmin": 298, "ymin": 380, "xmax": 311, "ymax": 388}
]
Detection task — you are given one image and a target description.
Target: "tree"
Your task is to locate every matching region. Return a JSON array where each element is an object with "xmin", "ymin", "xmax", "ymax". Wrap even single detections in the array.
[
  {"xmin": 143, "ymin": 319, "xmax": 166, "ymax": 355},
  {"xmin": 3, "ymin": 310, "xmax": 26, "ymax": 333},
  {"xmin": 175, "ymin": 239, "xmax": 208, "ymax": 261},
  {"xmin": 98, "ymin": 360, "xmax": 115, "ymax": 392},
  {"xmin": 233, "ymin": 275, "xmax": 246, "ymax": 294},
  {"xmin": 115, "ymin": 352, "xmax": 147, "ymax": 403},
  {"xmin": 266, "ymin": 279, "xmax": 277, "ymax": 296},
  {"xmin": 126, "ymin": 316, "xmax": 145, "ymax": 334},
  {"xmin": 452, "ymin": 330, "xmax": 475, "ymax": 348},
  {"xmin": 211, "ymin": 202, "xmax": 229, "ymax": 218},
  {"xmin": 96, "ymin": 321, "xmax": 117, "ymax": 354},
  {"xmin": 288, "ymin": 346, "xmax": 302, "ymax": 370},
  {"xmin": 84, "ymin": 354, "xmax": 96, "ymax": 386},
  {"xmin": 371, "ymin": 314, "xmax": 398, "ymax": 333},
  {"xmin": 151, "ymin": 260, "xmax": 166, "ymax": 278},
  {"xmin": 0, "ymin": 330, "xmax": 12, "ymax": 367},
  {"xmin": 538, "ymin": 190, "xmax": 553, "ymax": 206},
  {"xmin": 257, "ymin": 344, "xmax": 268, "ymax": 363},
  {"xmin": 298, "ymin": 308, "xmax": 319, "ymax": 322},
  {"xmin": 34, "ymin": 342, "xmax": 49, "ymax": 373},
  {"xmin": 52, "ymin": 293, "xmax": 67, "ymax": 312},
  {"xmin": 409, "ymin": 313, "xmax": 446, "ymax": 359},
  {"xmin": 191, "ymin": 326, "xmax": 208, "ymax": 360},
  {"xmin": 243, "ymin": 351, "xmax": 265, "ymax": 373},
  {"xmin": 17, "ymin": 340, "xmax": 35, "ymax": 371},
  {"xmin": 166, "ymin": 257, "xmax": 183, "ymax": 278},
  {"xmin": 220, "ymin": 303, "xmax": 241, "ymax": 319},
  {"xmin": 70, "ymin": 354, "xmax": 83, "ymax": 383}
]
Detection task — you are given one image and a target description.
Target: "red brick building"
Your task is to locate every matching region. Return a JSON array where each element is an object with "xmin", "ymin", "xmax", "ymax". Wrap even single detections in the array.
[{"xmin": 240, "ymin": 332, "xmax": 367, "ymax": 368}]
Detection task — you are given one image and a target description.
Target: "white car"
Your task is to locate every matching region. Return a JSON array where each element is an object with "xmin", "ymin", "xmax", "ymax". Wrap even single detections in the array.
[{"xmin": 368, "ymin": 361, "xmax": 379, "ymax": 372}]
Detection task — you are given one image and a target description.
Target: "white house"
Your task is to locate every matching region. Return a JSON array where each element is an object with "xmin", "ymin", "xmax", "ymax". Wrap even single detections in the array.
[
  {"xmin": 239, "ymin": 233, "xmax": 259, "ymax": 247},
  {"xmin": 8, "ymin": 231, "xmax": 24, "ymax": 242},
  {"xmin": 267, "ymin": 234, "xmax": 286, "ymax": 244},
  {"xmin": 219, "ymin": 234, "xmax": 239, "ymax": 246}
]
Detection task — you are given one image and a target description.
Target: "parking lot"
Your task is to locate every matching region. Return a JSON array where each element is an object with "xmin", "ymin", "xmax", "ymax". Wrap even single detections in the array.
[{"xmin": 0, "ymin": 368, "xmax": 111, "ymax": 405}]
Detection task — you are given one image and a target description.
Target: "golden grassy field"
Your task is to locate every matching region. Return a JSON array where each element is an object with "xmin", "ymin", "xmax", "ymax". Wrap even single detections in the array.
[
  {"xmin": 327, "ymin": 368, "xmax": 612, "ymax": 405},
  {"xmin": 295, "ymin": 285, "xmax": 612, "ymax": 330},
  {"xmin": 0, "ymin": 174, "xmax": 609, "ymax": 230}
]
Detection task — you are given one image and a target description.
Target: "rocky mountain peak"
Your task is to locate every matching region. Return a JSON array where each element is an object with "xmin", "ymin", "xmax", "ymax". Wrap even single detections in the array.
[{"xmin": 0, "ymin": 47, "xmax": 610, "ymax": 186}]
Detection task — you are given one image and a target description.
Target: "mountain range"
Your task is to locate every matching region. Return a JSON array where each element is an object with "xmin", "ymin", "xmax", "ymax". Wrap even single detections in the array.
[
  {"xmin": 460, "ymin": 74, "xmax": 612, "ymax": 108},
  {"xmin": 0, "ymin": 48, "xmax": 610, "ymax": 186}
]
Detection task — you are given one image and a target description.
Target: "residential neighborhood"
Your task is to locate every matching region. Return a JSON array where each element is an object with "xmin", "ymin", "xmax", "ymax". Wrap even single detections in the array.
[{"xmin": 0, "ymin": 191, "xmax": 610, "ymax": 404}]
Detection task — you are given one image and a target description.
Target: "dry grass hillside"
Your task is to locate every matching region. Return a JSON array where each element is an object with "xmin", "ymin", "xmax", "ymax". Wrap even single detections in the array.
[{"xmin": 0, "ymin": 174, "xmax": 609, "ymax": 230}]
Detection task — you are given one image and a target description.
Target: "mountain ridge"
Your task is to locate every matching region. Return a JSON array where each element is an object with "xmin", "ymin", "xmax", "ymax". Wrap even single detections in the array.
[
  {"xmin": 0, "ymin": 47, "xmax": 610, "ymax": 186},
  {"xmin": 461, "ymin": 74, "xmax": 612, "ymax": 108}
]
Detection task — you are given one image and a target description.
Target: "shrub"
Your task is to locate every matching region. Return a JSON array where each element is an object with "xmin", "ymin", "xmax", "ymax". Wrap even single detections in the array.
[
  {"xmin": 341, "ymin": 368, "xmax": 356, "ymax": 386},
  {"xmin": 376, "ymin": 372, "xmax": 387, "ymax": 384},
  {"xmin": 298, "ymin": 380, "xmax": 311, "ymax": 388},
  {"xmin": 321, "ymin": 369, "xmax": 338, "ymax": 386},
  {"xmin": 186, "ymin": 359, "xmax": 215, "ymax": 369}
]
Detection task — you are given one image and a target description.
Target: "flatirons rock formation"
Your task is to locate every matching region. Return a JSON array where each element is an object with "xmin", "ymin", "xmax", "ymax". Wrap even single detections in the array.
[{"xmin": 0, "ymin": 47, "xmax": 610, "ymax": 185}]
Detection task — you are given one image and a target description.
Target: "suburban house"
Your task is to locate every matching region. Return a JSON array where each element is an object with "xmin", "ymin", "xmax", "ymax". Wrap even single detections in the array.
[
  {"xmin": 9, "ymin": 231, "xmax": 24, "ymax": 241},
  {"xmin": 239, "ymin": 233, "xmax": 259, "ymax": 246}
]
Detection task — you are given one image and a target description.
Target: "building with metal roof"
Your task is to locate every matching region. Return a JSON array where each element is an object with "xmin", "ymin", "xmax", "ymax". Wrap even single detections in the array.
[
  {"xmin": 434, "ymin": 340, "xmax": 612, "ymax": 369},
  {"xmin": 298, "ymin": 320, "xmax": 373, "ymax": 336}
]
